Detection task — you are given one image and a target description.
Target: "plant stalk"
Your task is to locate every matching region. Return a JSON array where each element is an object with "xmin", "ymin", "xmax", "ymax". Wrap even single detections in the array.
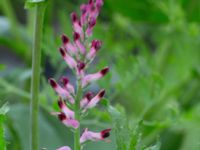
[
  {"xmin": 74, "ymin": 82, "xmax": 82, "ymax": 150},
  {"xmin": 30, "ymin": 3, "xmax": 46, "ymax": 150}
]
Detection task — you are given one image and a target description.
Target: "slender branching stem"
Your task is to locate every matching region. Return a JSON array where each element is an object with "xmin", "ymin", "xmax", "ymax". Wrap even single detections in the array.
[
  {"xmin": 74, "ymin": 81, "xmax": 82, "ymax": 150},
  {"xmin": 30, "ymin": 3, "xmax": 46, "ymax": 150}
]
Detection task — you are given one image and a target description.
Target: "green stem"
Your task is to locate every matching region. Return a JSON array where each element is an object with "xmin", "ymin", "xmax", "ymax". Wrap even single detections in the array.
[
  {"xmin": 30, "ymin": 3, "xmax": 46, "ymax": 150},
  {"xmin": 74, "ymin": 82, "xmax": 82, "ymax": 150}
]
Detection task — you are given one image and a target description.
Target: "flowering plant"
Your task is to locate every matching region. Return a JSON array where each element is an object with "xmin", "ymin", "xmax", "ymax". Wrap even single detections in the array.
[{"xmin": 48, "ymin": 0, "xmax": 111, "ymax": 149}]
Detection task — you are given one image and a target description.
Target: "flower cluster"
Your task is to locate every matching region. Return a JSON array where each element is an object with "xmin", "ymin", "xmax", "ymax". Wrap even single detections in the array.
[{"xmin": 48, "ymin": 0, "xmax": 111, "ymax": 150}]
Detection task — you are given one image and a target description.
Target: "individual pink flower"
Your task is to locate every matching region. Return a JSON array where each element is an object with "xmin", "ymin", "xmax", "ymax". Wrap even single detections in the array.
[
  {"xmin": 58, "ymin": 98, "xmax": 74, "ymax": 119},
  {"xmin": 60, "ymin": 76, "xmax": 75, "ymax": 95},
  {"xmin": 59, "ymin": 47, "xmax": 77, "ymax": 70},
  {"xmin": 96, "ymin": 0, "xmax": 104, "ymax": 10},
  {"xmin": 61, "ymin": 34, "xmax": 77, "ymax": 55},
  {"xmin": 86, "ymin": 17, "xmax": 96, "ymax": 37},
  {"xmin": 49, "ymin": 78, "xmax": 75, "ymax": 103},
  {"xmin": 81, "ymin": 67, "xmax": 109, "ymax": 87},
  {"xmin": 71, "ymin": 12, "xmax": 84, "ymax": 39},
  {"xmin": 82, "ymin": 89, "xmax": 105, "ymax": 111},
  {"xmin": 80, "ymin": 128, "xmax": 111, "ymax": 143},
  {"xmin": 57, "ymin": 146, "xmax": 71, "ymax": 150},
  {"xmin": 58, "ymin": 112, "xmax": 79, "ymax": 129},
  {"xmin": 73, "ymin": 32, "xmax": 86, "ymax": 55},
  {"xmin": 86, "ymin": 40, "xmax": 102, "ymax": 60},
  {"xmin": 80, "ymin": 4, "xmax": 88, "ymax": 25},
  {"xmin": 80, "ymin": 92, "xmax": 94, "ymax": 108}
]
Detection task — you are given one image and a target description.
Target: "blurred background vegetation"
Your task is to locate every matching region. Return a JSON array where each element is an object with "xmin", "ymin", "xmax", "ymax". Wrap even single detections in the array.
[{"xmin": 0, "ymin": 0, "xmax": 200, "ymax": 150}]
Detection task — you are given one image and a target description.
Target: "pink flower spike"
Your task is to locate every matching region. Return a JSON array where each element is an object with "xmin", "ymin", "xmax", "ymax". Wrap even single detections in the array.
[
  {"xmin": 86, "ymin": 17, "xmax": 96, "ymax": 37},
  {"xmin": 86, "ymin": 40, "xmax": 102, "ymax": 60},
  {"xmin": 83, "ymin": 89, "xmax": 105, "ymax": 110},
  {"xmin": 61, "ymin": 76, "xmax": 75, "ymax": 94},
  {"xmin": 58, "ymin": 98, "xmax": 74, "ymax": 119},
  {"xmin": 61, "ymin": 34, "xmax": 77, "ymax": 55},
  {"xmin": 80, "ymin": 92, "xmax": 94, "ymax": 108},
  {"xmin": 49, "ymin": 78, "xmax": 75, "ymax": 103},
  {"xmin": 58, "ymin": 112, "xmax": 79, "ymax": 129},
  {"xmin": 73, "ymin": 32, "xmax": 86, "ymax": 54},
  {"xmin": 81, "ymin": 67, "xmax": 109, "ymax": 87},
  {"xmin": 71, "ymin": 12, "xmax": 84, "ymax": 39},
  {"xmin": 80, "ymin": 128, "xmax": 111, "ymax": 144},
  {"xmin": 57, "ymin": 146, "xmax": 71, "ymax": 150},
  {"xmin": 59, "ymin": 47, "xmax": 77, "ymax": 69}
]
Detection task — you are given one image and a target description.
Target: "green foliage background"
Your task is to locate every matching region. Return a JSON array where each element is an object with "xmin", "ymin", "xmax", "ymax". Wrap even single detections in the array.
[{"xmin": 0, "ymin": 0, "xmax": 200, "ymax": 149}]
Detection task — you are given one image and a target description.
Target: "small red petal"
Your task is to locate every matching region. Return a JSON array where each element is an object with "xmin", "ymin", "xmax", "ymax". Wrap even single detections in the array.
[
  {"xmin": 80, "ymin": 4, "xmax": 87, "ymax": 14},
  {"xmin": 58, "ymin": 98, "xmax": 64, "ymax": 108},
  {"xmin": 71, "ymin": 12, "xmax": 78, "ymax": 22},
  {"xmin": 49, "ymin": 78, "xmax": 57, "ymax": 88},
  {"xmin": 93, "ymin": 40, "xmax": 102, "ymax": 50},
  {"xmin": 77, "ymin": 61, "xmax": 85, "ymax": 71},
  {"xmin": 73, "ymin": 32, "xmax": 80, "ymax": 41},
  {"xmin": 85, "ymin": 92, "xmax": 94, "ymax": 101},
  {"xmin": 61, "ymin": 34, "xmax": 69, "ymax": 44},
  {"xmin": 101, "ymin": 128, "xmax": 111, "ymax": 138},
  {"xmin": 59, "ymin": 47, "xmax": 66, "ymax": 57},
  {"xmin": 89, "ymin": 0, "xmax": 93, "ymax": 4},
  {"xmin": 58, "ymin": 112, "xmax": 67, "ymax": 121},
  {"xmin": 99, "ymin": 89, "xmax": 105, "ymax": 98},
  {"xmin": 100, "ymin": 67, "xmax": 109, "ymax": 76},
  {"xmin": 89, "ymin": 18, "xmax": 96, "ymax": 27},
  {"xmin": 61, "ymin": 76, "xmax": 69, "ymax": 85}
]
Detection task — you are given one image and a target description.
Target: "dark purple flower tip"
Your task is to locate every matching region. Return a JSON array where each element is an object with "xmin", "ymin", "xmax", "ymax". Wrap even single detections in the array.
[
  {"xmin": 85, "ymin": 92, "xmax": 94, "ymax": 101},
  {"xmin": 89, "ymin": 0, "xmax": 93, "ymax": 4},
  {"xmin": 73, "ymin": 32, "xmax": 80, "ymax": 41},
  {"xmin": 59, "ymin": 47, "xmax": 66, "ymax": 57},
  {"xmin": 58, "ymin": 112, "xmax": 66, "ymax": 121},
  {"xmin": 89, "ymin": 18, "xmax": 96, "ymax": 27},
  {"xmin": 92, "ymin": 40, "xmax": 102, "ymax": 50},
  {"xmin": 61, "ymin": 34, "xmax": 69, "ymax": 44},
  {"xmin": 80, "ymin": 4, "xmax": 87, "ymax": 14},
  {"xmin": 49, "ymin": 78, "xmax": 57, "ymax": 88},
  {"xmin": 77, "ymin": 61, "xmax": 85, "ymax": 70},
  {"xmin": 101, "ymin": 128, "xmax": 111, "ymax": 138},
  {"xmin": 71, "ymin": 12, "xmax": 78, "ymax": 23},
  {"xmin": 58, "ymin": 98, "xmax": 64, "ymax": 108},
  {"xmin": 91, "ymin": 5, "xmax": 96, "ymax": 12},
  {"xmin": 96, "ymin": 0, "xmax": 104, "ymax": 10},
  {"xmin": 100, "ymin": 67, "xmax": 109, "ymax": 76},
  {"xmin": 61, "ymin": 76, "xmax": 69, "ymax": 85},
  {"xmin": 99, "ymin": 89, "xmax": 105, "ymax": 98}
]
